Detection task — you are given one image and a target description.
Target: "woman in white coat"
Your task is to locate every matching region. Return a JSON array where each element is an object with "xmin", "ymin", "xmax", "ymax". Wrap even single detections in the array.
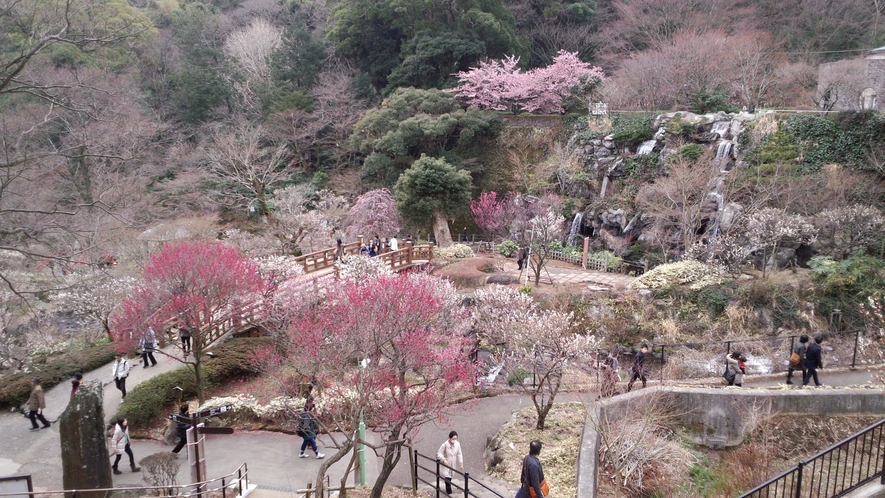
[
  {"xmin": 437, "ymin": 430, "xmax": 463, "ymax": 495},
  {"xmin": 111, "ymin": 418, "xmax": 140, "ymax": 474}
]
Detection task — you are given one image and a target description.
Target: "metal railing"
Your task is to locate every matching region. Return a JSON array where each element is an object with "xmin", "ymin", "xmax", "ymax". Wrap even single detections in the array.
[
  {"xmin": 740, "ymin": 418, "xmax": 885, "ymax": 497},
  {"xmin": 412, "ymin": 450, "xmax": 506, "ymax": 498},
  {"xmin": 0, "ymin": 463, "xmax": 250, "ymax": 498}
]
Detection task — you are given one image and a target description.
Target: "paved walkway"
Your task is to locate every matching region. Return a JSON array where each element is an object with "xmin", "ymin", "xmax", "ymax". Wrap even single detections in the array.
[
  {"xmin": 0, "ymin": 346, "xmax": 881, "ymax": 496},
  {"xmin": 502, "ymin": 259, "xmax": 636, "ymax": 289}
]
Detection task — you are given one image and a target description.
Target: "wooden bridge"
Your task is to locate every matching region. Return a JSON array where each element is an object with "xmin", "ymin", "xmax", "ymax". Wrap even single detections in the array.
[
  {"xmin": 292, "ymin": 237, "xmax": 434, "ymax": 275},
  {"xmin": 160, "ymin": 239, "xmax": 435, "ymax": 352}
]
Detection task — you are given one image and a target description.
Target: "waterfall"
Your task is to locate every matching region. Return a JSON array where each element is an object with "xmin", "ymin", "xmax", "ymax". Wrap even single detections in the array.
[
  {"xmin": 710, "ymin": 121, "xmax": 730, "ymax": 139},
  {"xmin": 636, "ymin": 140, "xmax": 657, "ymax": 155},
  {"xmin": 716, "ymin": 141, "xmax": 733, "ymax": 160},
  {"xmin": 567, "ymin": 212, "xmax": 583, "ymax": 246},
  {"xmin": 599, "ymin": 176, "xmax": 609, "ymax": 199}
]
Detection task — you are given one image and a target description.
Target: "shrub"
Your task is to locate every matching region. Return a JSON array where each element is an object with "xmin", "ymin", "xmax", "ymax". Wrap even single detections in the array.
[
  {"xmin": 688, "ymin": 88, "xmax": 738, "ymax": 114},
  {"xmin": 677, "ymin": 144, "xmax": 705, "ymax": 163},
  {"xmin": 111, "ymin": 337, "xmax": 272, "ymax": 426},
  {"xmin": 696, "ymin": 285, "xmax": 729, "ymax": 317},
  {"xmin": 497, "ymin": 240, "xmax": 519, "ymax": 257},
  {"xmin": 0, "ymin": 343, "xmax": 118, "ymax": 410},
  {"xmin": 623, "ymin": 154, "xmax": 658, "ymax": 181},
  {"xmin": 611, "ymin": 114, "xmax": 654, "ymax": 149},
  {"xmin": 629, "ymin": 261, "xmax": 726, "ymax": 290},
  {"xmin": 435, "ymin": 244, "xmax": 475, "ymax": 260}
]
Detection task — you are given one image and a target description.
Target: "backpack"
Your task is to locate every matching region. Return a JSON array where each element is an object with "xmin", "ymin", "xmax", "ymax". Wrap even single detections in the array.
[{"xmin": 296, "ymin": 412, "xmax": 311, "ymax": 438}]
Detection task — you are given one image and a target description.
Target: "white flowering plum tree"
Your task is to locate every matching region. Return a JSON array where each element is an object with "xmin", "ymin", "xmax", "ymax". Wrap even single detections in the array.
[{"xmin": 473, "ymin": 285, "xmax": 597, "ymax": 429}]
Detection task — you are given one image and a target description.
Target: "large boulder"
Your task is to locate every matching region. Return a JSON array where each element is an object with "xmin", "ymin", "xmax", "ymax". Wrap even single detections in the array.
[{"xmin": 60, "ymin": 381, "xmax": 113, "ymax": 498}]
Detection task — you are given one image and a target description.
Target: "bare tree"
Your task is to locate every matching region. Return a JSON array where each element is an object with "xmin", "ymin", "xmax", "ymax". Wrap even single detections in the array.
[
  {"xmin": 635, "ymin": 152, "xmax": 719, "ymax": 256},
  {"xmin": 224, "ymin": 18, "xmax": 283, "ymax": 114},
  {"xmin": 206, "ymin": 124, "xmax": 289, "ymax": 218},
  {"xmin": 0, "ymin": 0, "xmax": 153, "ymax": 297}
]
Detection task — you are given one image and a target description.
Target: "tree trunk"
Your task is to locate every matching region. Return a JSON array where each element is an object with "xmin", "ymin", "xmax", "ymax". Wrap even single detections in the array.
[
  {"xmin": 370, "ymin": 441, "xmax": 403, "ymax": 498},
  {"xmin": 432, "ymin": 210, "xmax": 453, "ymax": 248},
  {"xmin": 314, "ymin": 440, "xmax": 353, "ymax": 497}
]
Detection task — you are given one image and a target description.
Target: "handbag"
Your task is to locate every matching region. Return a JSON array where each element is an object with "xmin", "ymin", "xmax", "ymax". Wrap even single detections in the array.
[
  {"xmin": 723, "ymin": 369, "xmax": 735, "ymax": 383},
  {"xmin": 529, "ymin": 479, "xmax": 549, "ymax": 498},
  {"xmin": 789, "ymin": 352, "xmax": 801, "ymax": 366}
]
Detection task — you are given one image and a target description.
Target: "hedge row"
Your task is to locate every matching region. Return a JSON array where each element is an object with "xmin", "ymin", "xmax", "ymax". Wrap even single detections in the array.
[
  {"xmin": 111, "ymin": 337, "xmax": 272, "ymax": 427},
  {"xmin": 0, "ymin": 343, "xmax": 118, "ymax": 410}
]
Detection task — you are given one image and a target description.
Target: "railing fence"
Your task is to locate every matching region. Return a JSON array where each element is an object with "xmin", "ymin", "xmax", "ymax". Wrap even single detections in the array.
[{"xmin": 412, "ymin": 450, "xmax": 506, "ymax": 498}]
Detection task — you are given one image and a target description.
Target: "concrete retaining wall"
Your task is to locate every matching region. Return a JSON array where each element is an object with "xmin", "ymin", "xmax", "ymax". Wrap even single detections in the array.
[{"xmin": 577, "ymin": 387, "xmax": 885, "ymax": 498}]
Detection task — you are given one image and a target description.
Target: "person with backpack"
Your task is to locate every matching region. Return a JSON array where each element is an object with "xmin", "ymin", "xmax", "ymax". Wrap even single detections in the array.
[
  {"xmin": 111, "ymin": 353, "xmax": 130, "ymax": 401},
  {"xmin": 786, "ymin": 335, "xmax": 809, "ymax": 385},
  {"xmin": 297, "ymin": 406, "xmax": 324, "ymax": 459},
  {"xmin": 140, "ymin": 328, "xmax": 159, "ymax": 368}
]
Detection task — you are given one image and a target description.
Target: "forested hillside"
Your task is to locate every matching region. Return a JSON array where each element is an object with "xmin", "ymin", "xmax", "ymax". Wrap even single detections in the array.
[{"xmin": 3, "ymin": 0, "xmax": 885, "ymax": 295}]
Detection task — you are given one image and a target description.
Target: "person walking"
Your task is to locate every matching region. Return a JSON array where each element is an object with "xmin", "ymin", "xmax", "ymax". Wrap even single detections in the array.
[
  {"xmin": 803, "ymin": 335, "xmax": 825, "ymax": 387},
  {"xmin": 179, "ymin": 323, "xmax": 192, "ymax": 356},
  {"xmin": 600, "ymin": 350, "xmax": 620, "ymax": 398},
  {"xmin": 627, "ymin": 344, "xmax": 649, "ymax": 392},
  {"xmin": 111, "ymin": 353, "xmax": 131, "ymax": 402},
  {"xmin": 297, "ymin": 406, "xmax": 324, "ymax": 459},
  {"xmin": 516, "ymin": 246, "xmax": 526, "ymax": 271},
  {"xmin": 70, "ymin": 372, "xmax": 83, "ymax": 398},
  {"xmin": 334, "ymin": 238, "xmax": 345, "ymax": 261},
  {"xmin": 437, "ymin": 431, "xmax": 463, "ymax": 495},
  {"xmin": 389, "ymin": 234, "xmax": 399, "ymax": 251},
  {"xmin": 516, "ymin": 440, "xmax": 547, "ymax": 498},
  {"xmin": 140, "ymin": 328, "xmax": 159, "ymax": 368},
  {"xmin": 786, "ymin": 335, "xmax": 809, "ymax": 385},
  {"xmin": 171, "ymin": 404, "xmax": 191, "ymax": 456},
  {"xmin": 27, "ymin": 378, "xmax": 51, "ymax": 431},
  {"xmin": 725, "ymin": 351, "xmax": 744, "ymax": 387},
  {"xmin": 110, "ymin": 418, "xmax": 141, "ymax": 474}
]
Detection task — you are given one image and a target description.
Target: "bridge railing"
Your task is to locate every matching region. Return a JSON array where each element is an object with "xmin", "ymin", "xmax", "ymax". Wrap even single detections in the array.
[
  {"xmin": 739, "ymin": 417, "xmax": 885, "ymax": 498},
  {"xmin": 296, "ymin": 244, "xmax": 434, "ymax": 275},
  {"xmin": 293, "ymin": 238, "xmax": 364, "ymax": 273},
  {"xmin": 411, "ymin": 449, "xmax": 506, "ymax": 498}
]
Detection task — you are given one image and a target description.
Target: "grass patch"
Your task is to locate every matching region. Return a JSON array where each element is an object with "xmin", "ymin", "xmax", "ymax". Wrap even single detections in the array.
[
  {"xmin": 487, "ymin": 402, "xmax": 586, "ymax": 498},
  {"xmin": 111, "ymin": 337, "xmax": 272, "ymax": 427}
]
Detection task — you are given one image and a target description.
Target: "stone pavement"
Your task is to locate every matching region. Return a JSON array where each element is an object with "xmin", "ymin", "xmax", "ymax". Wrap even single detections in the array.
[{"xmin": 502, "ymin": 259, "xmax": 636, "ymax": 290}]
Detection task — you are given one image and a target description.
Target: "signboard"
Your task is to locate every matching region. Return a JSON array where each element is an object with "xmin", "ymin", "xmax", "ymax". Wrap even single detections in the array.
[{"xmin": 0, "ymin": 475, "xmax": 32, "ymax": 498}]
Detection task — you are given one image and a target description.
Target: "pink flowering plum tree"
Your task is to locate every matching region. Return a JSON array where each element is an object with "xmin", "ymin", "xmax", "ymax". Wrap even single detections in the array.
[
  {"xmin": 344, "ymin": 188, "xmax": 402, "ymax": 240},
  {"xmin": 111, "ymin": 240, "xmax": 266, "ymax": 403},
  {"xmin": 450, "ymin": 50, "xmax": 605, "ymax": 114},
  {"xmin": 275, "ymin": 273, "xmax": 473, "ymax": 498},
  {"xmin": 470, "ymin": 191, "xmax": 517, "ymax": 239}
]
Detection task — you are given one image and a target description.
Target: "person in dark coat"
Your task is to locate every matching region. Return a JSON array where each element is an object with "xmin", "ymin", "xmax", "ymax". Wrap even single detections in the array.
[
  {"xmin": 627, "ymin": 344, "xmax": 649, "ymax": 392},
  {"xmin": 298, "ymin": 405, "xmax": 324, "ymax": 459},
  {"xmin": 171, "ymin": 404, "xmax": 191, "ymax": 456},
  {"xmin": 803, "ymin": 335, "xmax": 824, "ymax": 387},
  {"xmin": 515, "ymin": 440, "xmax": 546, "ymax": 498},
  {"xmin": 70, "ymin": 372, "xmax": 83, "ymax": 398},
  {"xmin": 786, "ymin": 335, "xmax": 809, "ymax": 385}
]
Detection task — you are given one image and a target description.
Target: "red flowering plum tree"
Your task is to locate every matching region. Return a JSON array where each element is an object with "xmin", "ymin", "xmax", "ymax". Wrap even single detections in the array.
[
  {"xmin": 280, "ymin": 273, "xmax": 473, "ymax": 498},
  {"xmin": 111, "ymin": 240, "xmax": 265, "ymax": 402}
]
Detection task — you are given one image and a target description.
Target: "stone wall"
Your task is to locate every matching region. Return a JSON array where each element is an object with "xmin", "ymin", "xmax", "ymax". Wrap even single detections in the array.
[{"xmin": 577, "ymin": 386, "xmax": 885, "ymax": 498}]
